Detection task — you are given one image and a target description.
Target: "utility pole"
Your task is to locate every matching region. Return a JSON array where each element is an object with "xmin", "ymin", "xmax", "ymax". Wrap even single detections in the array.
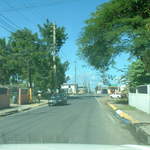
[
  {"xmin": 52, "ymin": 23, "xmax": 57, "ymax": 93},
  {"xmin": 28, "ymin": 58, "xmax": 32, "ymax": 103},
  {"xmin": 74, "ymin": 61, "xmax": 77, "ymax": 84},
  {"xmin": 29, "ymin": 65, "xmax": 32, "ymax": 102},
  {"xmin": 88, "ymin": 81, "xmax": 91, "ymax": 93}
]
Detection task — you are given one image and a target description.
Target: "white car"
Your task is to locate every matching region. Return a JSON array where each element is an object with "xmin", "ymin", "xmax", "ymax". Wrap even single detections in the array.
[{"xmin": 110, "ymin": 93, "xmax": 121, "ymax": 98}]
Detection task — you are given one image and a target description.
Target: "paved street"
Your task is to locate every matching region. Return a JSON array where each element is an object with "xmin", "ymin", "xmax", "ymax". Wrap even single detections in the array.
[{"xmin": 0, "ymin": 95, "xmax": 138, "ymax": 144}]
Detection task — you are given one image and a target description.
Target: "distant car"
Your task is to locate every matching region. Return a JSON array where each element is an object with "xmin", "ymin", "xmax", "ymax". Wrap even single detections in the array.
[
  {"xmin": 61, "ymin": 93, "xmax": 68, "ymax": 105},
  {"xmin": 56, "ymin": 93, "xmax": 68, "ymax": 105},
  {"xmin": 110, "ymin": 93, "xmax": 121, "ymax": 98},
  {"xmin": 56, "ymin": 94, "xmax": 63, "ymax": 105},
  {"xmin": 48, "ymin": 93, "xmax": 68, "ymax": 106},
  {"xmin": 48, "ymin": 95, "xmax": 58, "ymax": 106}
]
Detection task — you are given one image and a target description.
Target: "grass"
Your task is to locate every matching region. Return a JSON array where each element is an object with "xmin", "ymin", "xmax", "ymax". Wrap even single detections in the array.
[
  {"xmin": 118, "ymin": 105, "xmax": 136, "ymax": 110},
  {"xmin": 109, "ymin": 97, "xmax": 136, "ymax": 110},
  {"xmin": 114, "ymin": 98, "xmax": 128, "ymax": 104}
]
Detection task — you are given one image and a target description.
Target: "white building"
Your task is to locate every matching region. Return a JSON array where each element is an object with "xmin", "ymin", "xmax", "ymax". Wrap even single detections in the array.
[{"xmin": 61, "ymin": 84, "xmax": 78, "ymax": 94}]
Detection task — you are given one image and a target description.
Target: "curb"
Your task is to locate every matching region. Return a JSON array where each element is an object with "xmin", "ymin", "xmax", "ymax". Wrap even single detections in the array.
[
  {"xmin": 0, "ymin": 102, "xmax": 48, "ymax": 117},
  {"xmin": 107, "ymin": 102, "xmax": 139, "ymax": 124},
  {"xmin": 0, "ymin": 110, "xmax": 18, "ymax": 117},
  {"xmin": 107, "ymin": 102, "xmax": 150, "ymax": 144}
]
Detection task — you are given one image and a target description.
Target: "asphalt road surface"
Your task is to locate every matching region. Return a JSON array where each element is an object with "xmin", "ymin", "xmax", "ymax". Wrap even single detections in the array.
[{"xmin": 0, "ymin": 95, "xmax": 139, "ymax": 144}]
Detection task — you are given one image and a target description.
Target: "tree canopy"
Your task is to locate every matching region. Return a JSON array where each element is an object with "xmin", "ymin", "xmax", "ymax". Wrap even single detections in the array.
[
  {"xmin": 126, "ymin": 60, "xmax": 150, "ymax": 87},
  {"xmin": 0, "ymin": 19, "xmax": 69, "ymax": 92},
  {"xmin": 78, "ymin": 0, "xmax": 150, "ymax": 71}
]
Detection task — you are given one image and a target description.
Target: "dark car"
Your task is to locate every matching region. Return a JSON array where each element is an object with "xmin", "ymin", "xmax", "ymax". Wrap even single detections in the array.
[
  {"xmin": 60, "ymin": 93, "xmax": 68, "ymax": 105},
  {"xmin": 48, "ymin": 93, "xmax": 68, "ymax": 106},
  {"xmin": 48, "ymin": 95, "xmax": 58, "ymax": 106}
]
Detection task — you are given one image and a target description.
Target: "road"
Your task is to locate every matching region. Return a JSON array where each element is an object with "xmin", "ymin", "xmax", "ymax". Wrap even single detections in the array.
[{"xmin": 0, "ymin": 95, "xmax": 139, "ymax": 144}]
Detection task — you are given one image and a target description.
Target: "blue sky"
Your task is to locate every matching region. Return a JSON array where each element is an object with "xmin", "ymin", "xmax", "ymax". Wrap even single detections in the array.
[{"xmin": 0, "ymin": 0, "xmax": 131, "ymax": 89}]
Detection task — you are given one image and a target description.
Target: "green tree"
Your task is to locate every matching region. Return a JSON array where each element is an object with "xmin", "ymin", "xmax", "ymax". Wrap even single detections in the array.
[
  {"xmin": 126, "ymin": 60, "xmax": 150, "ymax": 87},
  {"xmin": 0, "ymin": 20, "xmax": 69, "ymax": 93},
  {"xmin": 38, "ymin": 19, "xmax": 67, "ymax": 54},
  {"xmin": 0, "ymin": 38, "xmax": 11, "ymax": 84},
  {"xmin": 77, "ymin": 0, "xmax": 150, "ymax": 72},
  {"xmin": 8, "ymin": 28, "xmax": 39, "ymax": 86},
  {"xmin": 37, "ymin": 19, "xmax": 68, "ymax": 91}
]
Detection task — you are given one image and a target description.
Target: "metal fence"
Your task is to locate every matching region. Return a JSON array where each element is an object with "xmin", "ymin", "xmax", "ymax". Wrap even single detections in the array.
[
  {"xmin": 8, "ymin": 87, "xmax": 19, "ymax": 104},
  {"xmin": 137, "ymin": 85, "xmax": 147, "ymax": 94},
  {"xmin": 0, "ymin": 88, "xmax": 7, "ymax": 95},
  {"xmin": 129, "ymin": 88, "xmax": 136, "ymax": 93},
  {"xmin": 129, "ymin": 85, "xmax": 150, "ymax": 114},
  {"xmin": 0, "ymin": 87, "xmax": 9, "ymax": 109}
]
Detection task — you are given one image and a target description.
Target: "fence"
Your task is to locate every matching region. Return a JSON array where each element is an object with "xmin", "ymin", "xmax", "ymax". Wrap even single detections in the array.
[
  {"xmin": 0, "ymin": 87, "xmax": 9, "ymax": 109},
  {"xmin": 129, "ymin": 85, "xmax": 150, "ymax": 114},
  {"xmin": 8, "ymin": 87, "xmax": 19, "ymax": 104},
  {"xmin": 8, "ymin": 87, "xmax": 29, "ymax": 105},
  {"xmin": 18, "ymin": 88, "xmax": 29, "ymax": 105}
]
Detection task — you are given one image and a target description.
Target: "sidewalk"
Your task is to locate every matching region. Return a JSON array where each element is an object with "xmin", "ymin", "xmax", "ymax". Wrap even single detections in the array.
[
  {"xmin": 0, "ymin": 100, "xmax": 48, "ymax": 117},
  {"xmin": 99, "ymin": 96, "xmax": 150, "ymax": 144}
]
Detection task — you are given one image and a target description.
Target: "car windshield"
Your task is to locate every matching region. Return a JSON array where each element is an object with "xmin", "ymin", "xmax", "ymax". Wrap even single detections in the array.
[{"xmin": 0, "ymin": 0, "xmax": 149, "ymax": 147}]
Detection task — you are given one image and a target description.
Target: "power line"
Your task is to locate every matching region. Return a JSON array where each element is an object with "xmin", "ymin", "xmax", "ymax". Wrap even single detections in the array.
[
  {"xmin": 59, "ymin": 51, "xmax": 68, "ymax": 61},
  {"xmin": 0, "ymin": 15, "xmax": 18, "ymax": 31},
  {"xmin": 23, "ymin": 0, "xmax": 43, "ymax": 21},
  {"xmin": 0, "ymin": 24, "xmax": 12, "ymax": 33},
  {"xmin": 0, "ymin": 14, "xmax": 21, "ymax": 29},
  {"xmin": 2, "ymin": 0, "xmax": 33, "ymax": 23},
  {"xmin": 0, "ymin": 0, "xmax": 82, "ymax": 13}
]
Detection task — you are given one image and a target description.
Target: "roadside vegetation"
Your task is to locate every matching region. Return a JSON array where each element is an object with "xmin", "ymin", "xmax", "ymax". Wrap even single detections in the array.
[
  {"xmin": 77, "ymin": 0, "xmax": 150, "ymax": 88},
  {"xmin": 0, "ymin": 19, "xmax": 69, "ymax": 92}
]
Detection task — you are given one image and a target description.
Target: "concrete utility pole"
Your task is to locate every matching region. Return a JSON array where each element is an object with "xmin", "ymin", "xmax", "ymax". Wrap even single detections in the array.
[
  {"xmin": 28, "ymin": 59, "xmax": 32, "ymax": 103},
  {"xmin": 88, "ymin": 81, "xmax": 91, "ymax": 93},
  {"xmin": 74, "ymin": 61, "xmax": 77, "ymax": 84},
  {"xmin": 53, "ymin": 23, "xmax": 57, "ymax": 93}
]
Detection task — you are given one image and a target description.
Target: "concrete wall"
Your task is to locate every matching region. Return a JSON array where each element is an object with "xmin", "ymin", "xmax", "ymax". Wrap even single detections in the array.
[
  {"xmin": 61, "ymin": 84, "xmax": 78, "ymax": 94},
  {"xmin": 70, "ymin": 85, "xmax": 77, "ymax": 94},
  {"xmin": 0, "ymin": 88, "xmax": 9, "ymax": 109},
  {"xmin": 18, "ymin": 88, "xmax": 29, "ymax": 105},
  {"xmin": 129, "ymin": 85, "xmax": 150, "ymax": 114}
]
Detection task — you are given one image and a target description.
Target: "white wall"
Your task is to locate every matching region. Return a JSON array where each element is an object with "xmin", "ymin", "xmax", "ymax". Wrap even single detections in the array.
[
  {"xmin": 70, "ymin": 85, "xmax": 77, "ymax": 94},
  {"xmin": 129, "ymin": 85, "xmax": 150, "ymax": 114},
  {"xmin": 61, "ymin": 84, "xmax": 77, "ymax": 94}
]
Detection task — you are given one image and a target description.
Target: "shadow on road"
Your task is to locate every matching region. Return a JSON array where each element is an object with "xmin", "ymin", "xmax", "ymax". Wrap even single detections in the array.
[
  {"xmin": 52, "ymin": 103, "xmax": 71, "ymax": 107},
  {"xmin": 68, "ymin": 96, "xmax": 80, "ymax": 100},
  {"xmin": 68, "ymin": 94, "xmax": 103, "ymax": 99}
]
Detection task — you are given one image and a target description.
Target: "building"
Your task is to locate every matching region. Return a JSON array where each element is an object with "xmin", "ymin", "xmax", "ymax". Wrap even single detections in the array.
[
  {"xmin": 61, "ymin": 84, "xmax": 78, "ymax": 94},
  {"xmin": 107, "ymin": 84, "xmax": 120, "ymax": 94},
  {"xmin": 78, "ymin": 86, "xmax": 88, "ymax": 94},
  {"xmin": 95, "ymin": 85, "xmax": 108, "ymax": 94}
]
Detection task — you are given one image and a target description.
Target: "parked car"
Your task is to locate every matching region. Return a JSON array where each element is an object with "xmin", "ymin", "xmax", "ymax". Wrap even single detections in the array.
[
  {"xmin": 48, "ymin": 93, "xmax": 68, "ymax": 106},
  {"xmin": 60, "ymin": 93, "xmax": 68, "ymax": 105},
  {"xmin": 48, "ymin": 95, "xmax": 58, "ymax": 106},
  {"xmin": 110, "ymin": 93, "xmax": 121, "ymax": 98},
  {"xmin": 56, "ymin": 94, "xmax": 63, "ymax": 105}
]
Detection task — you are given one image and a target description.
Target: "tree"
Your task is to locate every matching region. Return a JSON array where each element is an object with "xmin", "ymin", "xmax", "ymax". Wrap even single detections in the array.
[
  {"xmin": 8, "ymin": 28, "xmax": 39, "ymax": 86},
  {"xmin": 37, "ymin": 19, "xmax": 68, "ymax": 91},
  {"xmin": 126, "ymin": 60, "xmax": 150, "ymax": 87},
  {"xmin": 77, "ymin": 0, "xmax": 150, "ymax": 72},
  {"xmin": 56, "ymin": 59, "xmax": 69, "ymax": 89},
  {"xmin": 38, "ymin": 19, "xmax": 67, "ymax": 54},
  {"xmin": 0, "ymin": 38, "xmax": 11, "ymax": 84},
  {"xmin": 0, "ymin": 20, "xmax": 69, "ymax": 93}
]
